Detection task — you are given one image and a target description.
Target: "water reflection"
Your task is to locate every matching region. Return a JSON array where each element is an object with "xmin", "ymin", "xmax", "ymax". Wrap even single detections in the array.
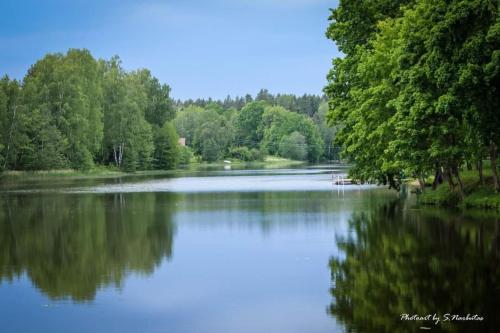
[
  {"xmin": 329, "ymin": 201, "xmax": 500, "ymax": 332},
  {"xmin": 0, "ymin": 193, "xmax": 176, "ymax": 302}
]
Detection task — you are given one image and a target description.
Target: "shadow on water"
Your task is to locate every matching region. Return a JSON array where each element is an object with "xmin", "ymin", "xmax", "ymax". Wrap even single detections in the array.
[
  {"xmin": 0, "ymin": 193, "xmax": 177, "ymax": 302},
  {"xmin": 328, "ymin": 200, "xmax": 500, "ymax": 333}
]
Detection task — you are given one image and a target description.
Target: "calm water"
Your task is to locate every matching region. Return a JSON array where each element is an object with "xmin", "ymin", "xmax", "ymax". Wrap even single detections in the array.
[{"xmin": 0, "ymin": 166, "xmax": 499, "ymax": 333}]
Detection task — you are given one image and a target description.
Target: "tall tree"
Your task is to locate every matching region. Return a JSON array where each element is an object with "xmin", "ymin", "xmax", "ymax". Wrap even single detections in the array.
[
  {"xmin": 102, "ymin": 57, "xmax": 154, "ymax": 171},
  {"xmin": 131, "ymin": 69, "xmax": 175, "ymax": 127},
  {"xmin": 235, "ymin": 101, "xmax": 267, "ymax": 148},
  {"xmin": 153, "ymin": 122, "xmax": 179, "ymax": 169},
  {"xmin": 260, "ymin": 106, "xmax": 323, "ymax": 162},
  {"xmin": 0, "ymin": 76, "xmax": 24, "ymax": 170}
]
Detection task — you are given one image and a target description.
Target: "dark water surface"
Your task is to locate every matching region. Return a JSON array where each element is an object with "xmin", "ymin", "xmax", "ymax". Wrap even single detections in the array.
[{"xmin": 0, "ymin": 166, "xmax": 499, "ymax": 332}]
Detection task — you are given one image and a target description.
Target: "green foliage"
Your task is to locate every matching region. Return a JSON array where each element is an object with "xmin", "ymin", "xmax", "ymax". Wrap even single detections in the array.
[
  {"xmin": 419, "ymin": 184, "xmax": 462, "ymax": 207},
  {"xmin": 260, "ymin": 106, "xmax": 323, "ymax": 162},
  {"xmin": 21, "ymin": 49, "xmax": 103, "ymax": 170},
  {"xmin": 0, "ymin": 76, "xmax": 24, "ymax": 171},
  {"xmin": 175, "ymin": 105, "xmax": 234, "ymax": 162},
  {"xmin": 1, "ymin": 48, "xmax": 332, "ymax": 170},
  {"xmin": 278, "ymin": 132, "xmax": 308, "ymax": 161},
  {"xmin": 325, "ymin": 0, "xmax": 500, "ymax": 194},
  {"xmin": 178, "ymin": 145, "xmax": 193, "ymax": 165},
  {"xmin": 193, "ymin": 118, "xmax": 232, "ymax": 162},
  {"xmin": 0, "ymin": 49, "xmax": 179, "ymax": 172},
  {"xmin": 228, "ymin": 146, "xmax": 264, "ymax": 162},
  {"xmin": 102, "ymin": 57, "xmax": 155, "ymax": 171},
  {"xmin": 153, "ymin": 122, "xmax": 179, "ymax": 170},
  {"xmin": 420, "ymin": 163, "xmax": 500, "ymax": 210},
  {"xmin": 235, "ymin": 101, "xmax": 267, "ymax": 148},
  {"xmin": 179, "ymin": 91, "xmax": 324, "ymax": 117},
  {"xmin": 174, "ymin": 105, "xmax": 206, "ymax": 146},
  {"xmin": 313, "ymin": 102, "xmax": 340, "ymax": 161},
  {"xmin": 131, "ymin": 69, "xmax": 175, "ymax": 127},
  {"xmin": 462, "ymin": 188, "xmax": 500, "ymax": 210}
]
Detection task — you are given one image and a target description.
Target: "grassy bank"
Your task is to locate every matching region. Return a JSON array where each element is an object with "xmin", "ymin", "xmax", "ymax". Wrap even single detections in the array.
[
  {"xmin": 0, "ymin": 166, "xmax": 127, "ymax": 180},
  {"xmin": 0, "ymin": 155, "xmax": 305, "ymax": 181},
  {"xmin": 419, "ymin": 164, "xmax": 500, "ymax": 211}
]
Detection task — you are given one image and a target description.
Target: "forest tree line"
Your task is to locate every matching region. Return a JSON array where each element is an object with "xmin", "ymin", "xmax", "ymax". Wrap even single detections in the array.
[
  {"xmin": 0, "ymin": 49, "xmax": 336, "ymax": 172},
  {"xmin": 326, "ymin": 0, "xmax": 500, "ymax": 194}
]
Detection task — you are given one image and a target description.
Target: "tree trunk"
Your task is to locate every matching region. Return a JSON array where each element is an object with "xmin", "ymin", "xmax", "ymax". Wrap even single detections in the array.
[
  {"xmin": 432, "ymin": 166, "xmax": 443, "ymax": 190},
  {"xmin": 118, "ymin": 143, "xmax": 124, "ymax": 167},
  {"xmin": 3, "ymin": 105, "xmax": 17, "ymax": 170},
  {"xmin": 446, "ymin": 167, "xmax": 455, "ymax": 189},
  {"xmin": 453, "ymin": 165, "xmax": 465, "ymax": 199},
  {"xmin": 491, "ymin": 141, "xmax": 499, "ymax": 193},
  {"xmin": 477, "ymin": 159, "xmax": 484, "ymax": 185},
  {"xmin": 418, "ymin": 177, "xmax": 426, "ymax": 193},
  {"xmin": 113, "ymin": 147, "xmax": 118, "ymax": 167}
]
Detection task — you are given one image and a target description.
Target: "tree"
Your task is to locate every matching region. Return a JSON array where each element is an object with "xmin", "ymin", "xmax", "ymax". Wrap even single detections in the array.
[
  {"xmin": 235, "ymin": 101, "xmax": 267, "ymax": 148},
  {"xmin": 153, "ymin": 122, "xmax": 179, "ymax": 169},
  {"xmin": 20, "ymin": 49, "xmax": 103, "ymax": 170},
  {"xmin": 174, "ymin": 105, "xmax": 205, "ymax": 146},
  {"xmin": 256, "ymin": 89, "xmax": 274, "ymax": 104},
  {"xmin": 102, "ymin": 57, "xmax": 154, "ymax": 171},
  {"xmin": 325, "ymin": 0, "xmax": 500, "ymax": 194},
  {"xmin": 193, "ymin": 118, "xmax": 232, "ymax": 162},
  {"xmin": 0, "ymin": 76, "xmax": 24, "ymax": 170},
  {"xmin": 260, "ymin": 106, "xmax": 323, "ymax": 162},
  {"xmin": 314, "ymin": 102, "xmax": 340, "ymax": 161},
  {"xmin": 278, "ymin": 131, "xmax": 308, "ymax": 161},
  {"xmin": 131, "ymin": 69, "xmax": 175, "ymax": 127},
  {"xmin": 325, "ymin": 0, "xmax": 415, "ymax": 188}
]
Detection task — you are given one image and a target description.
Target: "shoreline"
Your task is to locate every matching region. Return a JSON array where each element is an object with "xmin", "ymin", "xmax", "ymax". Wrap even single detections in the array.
[{"xmin": 0, "ymin": 156, "xmax": 307, "ymax": 181}]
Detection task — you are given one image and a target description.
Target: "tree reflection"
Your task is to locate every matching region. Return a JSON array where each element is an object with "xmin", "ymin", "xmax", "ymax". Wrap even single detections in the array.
[
  {"xmin": 0, "ymin": 193, "xmax": 177, "ymax": 302},
  {"xmin": 329, "ymin": 201, "xmax": 500, "ymax": 333}
]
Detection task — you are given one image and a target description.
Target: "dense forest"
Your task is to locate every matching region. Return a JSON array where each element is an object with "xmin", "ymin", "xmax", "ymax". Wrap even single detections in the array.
[
  {"xmin": 325, "ymin": 0, "xmax": 500, "ymax": 195},
  {"xmin": 0, "ymin": 50, "xmax": 336, "ymax": 172}
]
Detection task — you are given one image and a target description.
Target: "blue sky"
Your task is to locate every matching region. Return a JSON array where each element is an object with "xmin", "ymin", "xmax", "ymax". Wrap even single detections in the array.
[{"xmin": 0, "ymin": 0, "xmax": 340, "ymax": 100}]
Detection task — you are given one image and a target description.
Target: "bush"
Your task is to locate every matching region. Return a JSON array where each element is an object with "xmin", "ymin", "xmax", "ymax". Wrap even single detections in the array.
[{"xmin": 229, "ymin": 146, "xmax": 264, "ymax": 161}]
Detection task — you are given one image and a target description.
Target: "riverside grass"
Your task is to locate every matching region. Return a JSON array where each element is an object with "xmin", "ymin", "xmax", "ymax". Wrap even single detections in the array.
[{"xmin": 419, "ymin": 163, "xmax": 500, "ymax": 211}]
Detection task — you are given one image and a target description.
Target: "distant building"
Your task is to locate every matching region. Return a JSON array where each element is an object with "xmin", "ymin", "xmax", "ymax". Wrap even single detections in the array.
[{"xmin": 178, "ymin": 138, "xmax": 186, "ymax": 146}]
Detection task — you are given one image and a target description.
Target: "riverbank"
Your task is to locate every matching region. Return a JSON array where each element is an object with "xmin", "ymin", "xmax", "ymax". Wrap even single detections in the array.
[
  {"xmin": 419, "ymin": 166, "xmax": 500, "ymax": 211},
  {"xmin": 0, "ymin": 156, "xmax": 305, "ymax": 181}
]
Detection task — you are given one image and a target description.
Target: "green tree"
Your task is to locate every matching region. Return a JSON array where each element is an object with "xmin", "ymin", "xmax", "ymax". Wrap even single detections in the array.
[
  {"xmin": 102, "ymin": 57, "xmax": 154, "ymax": 171},
  {"xmin": 193, "ymin": 118, "xmax": 232, "ymax": 162},
  {"xmin": 260, "ymin": 106, "xmax": 323, "ymax": 162},
  {"xmin": 235, "ymin": 101, "xmax": 267, "ymax": 148},
  {"xmin": 154, "ymin": 122, "xmax": 179, "ymax": 169},
  {"xmin": 325, "ymin": 0, "xmax": 415, "ymax": 188},
  {"xmin": 21, "ymin": 49, "xmax": 103, "ymax": 170},
  {"xmin": 131, "ymin": 69, "xmax": 175, "ymax": 127},
  {"xmin": 0, "ymin": 76, "xmax": 24, "ymax": 170},
  {"xmin": 313, "ymin": 102, "xmax": 340, "ymax": 161},
  {"xmin": 278, "ymin": 131, "xmax": 308, "ymax": 161},
  {"xmin": 174, "ymin": 105, "xmax": 205, "ymax": 146}
]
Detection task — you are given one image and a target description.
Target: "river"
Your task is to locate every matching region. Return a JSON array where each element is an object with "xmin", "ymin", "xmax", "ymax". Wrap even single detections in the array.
[{"xmin": 0, "ymin": 165, "xmax": 498, "ymax": 332}]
